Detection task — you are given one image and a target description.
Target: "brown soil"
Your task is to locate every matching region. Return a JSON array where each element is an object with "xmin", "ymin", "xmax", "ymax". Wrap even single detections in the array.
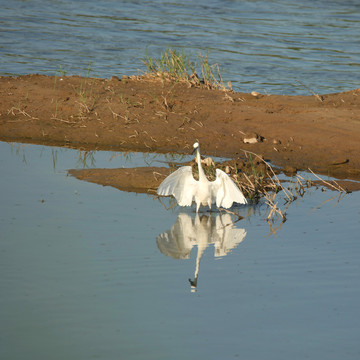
[
  {"xmin": 68, "ymin": 167, "xmax": 170, "ymax": 194},
  {"xmin": 1, "ymin": 74, "xmax": 360, "ymax": 191}
]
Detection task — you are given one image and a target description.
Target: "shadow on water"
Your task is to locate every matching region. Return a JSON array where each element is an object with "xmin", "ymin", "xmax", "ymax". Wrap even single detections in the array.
[{"xmin": 157, "ymin": 212, "xmax": 247, "ymax": 292}]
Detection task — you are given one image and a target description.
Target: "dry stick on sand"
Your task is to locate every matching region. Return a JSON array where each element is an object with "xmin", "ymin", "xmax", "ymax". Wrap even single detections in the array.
[
  {"xmin": 307, "ymin": 168, "xmax": 347, "ymax": 192},
  {"xmin": 8, "ymin": 106, "xmax": 39, "ymax": 120}
]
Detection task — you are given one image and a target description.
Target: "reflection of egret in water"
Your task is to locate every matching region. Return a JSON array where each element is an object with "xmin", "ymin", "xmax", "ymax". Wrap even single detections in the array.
[{"xmin": 156, "ymin": 212, "xmax": 246, "ymax": 291}]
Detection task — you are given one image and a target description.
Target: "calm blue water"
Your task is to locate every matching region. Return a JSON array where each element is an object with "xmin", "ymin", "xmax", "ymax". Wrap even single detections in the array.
[
  {"xmin": 1, "ymin": 141, "xmax": 360, "ymax": 360},
  {"xmin": 1, "ymin": 0, "xmax": 359, "ymax": 94}
]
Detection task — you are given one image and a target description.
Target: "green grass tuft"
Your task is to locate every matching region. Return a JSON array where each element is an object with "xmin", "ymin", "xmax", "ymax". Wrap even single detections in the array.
[{"xmin": 142, "ymin": 48, "xmax": 229, "ymax": 91}]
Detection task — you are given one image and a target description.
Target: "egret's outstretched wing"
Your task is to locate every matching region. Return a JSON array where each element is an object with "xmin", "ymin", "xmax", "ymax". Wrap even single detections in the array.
[
  {"xmin": 212, "ymin": 169, "xmax": 247, "ymax": 208},
  {"xmin": 157, "ymin": 166, "xmax": 197, "ymax": 206}
]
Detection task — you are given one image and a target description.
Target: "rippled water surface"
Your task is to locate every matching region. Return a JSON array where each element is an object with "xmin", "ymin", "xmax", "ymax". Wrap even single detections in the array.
[
  {"xmin": 1, "ymin": 142, "xmax": 360, "ymax": 360},
  {"xmin": 1, "ymin": 0, "xmax": 359, "ymax": 94}
]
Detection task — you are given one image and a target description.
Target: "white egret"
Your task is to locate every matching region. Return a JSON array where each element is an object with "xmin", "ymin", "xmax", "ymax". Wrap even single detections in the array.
[{"xmin": 157, "ymin": 142, "xmax": 247, "ymax": 212}]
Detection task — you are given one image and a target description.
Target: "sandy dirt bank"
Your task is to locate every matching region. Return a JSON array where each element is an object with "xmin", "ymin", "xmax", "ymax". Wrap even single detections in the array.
[{"xmin": 1, "ymin": 74, "xmax": 359, "ymax": 191}]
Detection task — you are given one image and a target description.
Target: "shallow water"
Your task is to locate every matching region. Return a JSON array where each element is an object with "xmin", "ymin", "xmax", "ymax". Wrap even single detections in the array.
[
  {"xmin": 1, "ymin": 0, "xmax": 359, "ymax": 94},
  {"xmin": 1, "ymin": 141, "xmax": 360, "ymax": 360}
]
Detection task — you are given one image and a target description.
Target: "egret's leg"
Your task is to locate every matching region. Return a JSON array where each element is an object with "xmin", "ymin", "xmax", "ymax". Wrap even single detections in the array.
[{"xmin": 196, "ymin": 201, "xmax": 200, "ymax": 212}]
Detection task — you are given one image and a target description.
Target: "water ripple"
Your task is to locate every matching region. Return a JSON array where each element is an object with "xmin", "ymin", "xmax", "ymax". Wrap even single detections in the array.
[{"xmin": 0, "ymin": 0, "xmax": 359, "ymax": 94}]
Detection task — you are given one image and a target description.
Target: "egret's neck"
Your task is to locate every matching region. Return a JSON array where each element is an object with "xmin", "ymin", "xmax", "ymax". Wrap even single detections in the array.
[{"xmin": 196, "ymin": 148, "xmax": 206, "ymax": 180}]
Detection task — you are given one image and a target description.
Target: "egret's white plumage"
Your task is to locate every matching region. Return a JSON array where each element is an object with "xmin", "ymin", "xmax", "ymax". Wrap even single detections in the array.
[{"xmin": 157, "ymin": 142, "xmax": 247, "ymax": 212}]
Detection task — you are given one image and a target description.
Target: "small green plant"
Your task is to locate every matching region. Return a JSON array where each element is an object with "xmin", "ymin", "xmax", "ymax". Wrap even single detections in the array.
[
  {"xmin": 143, "ymin": 48, "xmax": 191, "ymax": 81},
  {"xmin": 73, "ymin": 62, "xmax": 98, "ymax": 118},
  {"xmin": 197, "ymin": 51, "xmax": 226, "ymax": 90},
  {"xmin": 54, "ymin": 65, "xmax": 67, "ymax": 90},
  {"xmin": 142, "ymin": 48, "xmax": 228, "ymax": 90},
  {"xmin": 58, "ymin": 65, "xmax": 67, "ymax": 77}
]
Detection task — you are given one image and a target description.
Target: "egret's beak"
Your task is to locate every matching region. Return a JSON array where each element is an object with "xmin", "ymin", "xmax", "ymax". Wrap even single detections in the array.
[{"xmin": 192, "ymin": 146, "xmax": 198, "ymax": 155}]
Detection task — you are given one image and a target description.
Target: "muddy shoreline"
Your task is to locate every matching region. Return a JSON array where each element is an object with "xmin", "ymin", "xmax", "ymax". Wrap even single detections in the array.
[{"xmin": 1, "ymin": 74, "xmax": 360, "ymax": 188}]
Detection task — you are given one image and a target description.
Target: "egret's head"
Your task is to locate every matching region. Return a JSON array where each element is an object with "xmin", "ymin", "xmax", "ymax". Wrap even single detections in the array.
[{"xmin": 192, "ymin": 142, "xmax": 199, "ymax": 154}]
